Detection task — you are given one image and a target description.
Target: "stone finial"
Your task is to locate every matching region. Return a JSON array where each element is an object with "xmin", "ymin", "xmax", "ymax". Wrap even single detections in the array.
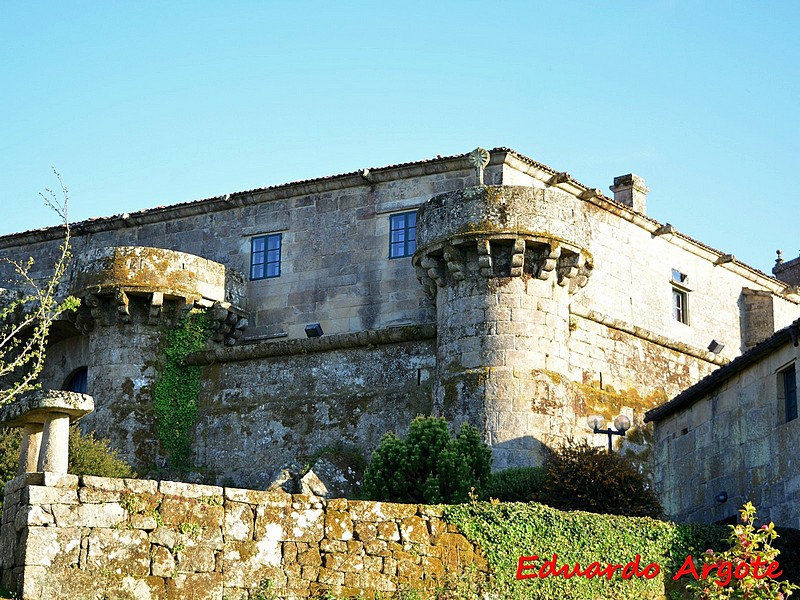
[
  {"xmin": 0, "ymin": 390, "xmax": 94, "ymax": 475},
  {"xmin": 468, "ymin": 147, "xmax": 491, "ymax": 186},
  {"xmin": 610, "ymin": 173, "xmax": 649, "ymax": 214},
  {"xmin": 776, "ymin": 250, "xmax": 784, "ymax": 266}
]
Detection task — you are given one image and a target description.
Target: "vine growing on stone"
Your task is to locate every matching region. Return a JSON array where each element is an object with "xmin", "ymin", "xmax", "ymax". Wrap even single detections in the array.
[{"xmin": 153, "ymin": 309, "xmax": 210, "ymax": 470}]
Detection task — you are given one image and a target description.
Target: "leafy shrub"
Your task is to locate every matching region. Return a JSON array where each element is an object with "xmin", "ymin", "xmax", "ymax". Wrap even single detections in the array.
[
  {"xmin": 538, "ymin": 438, "xmax": 662, "ymax": 518},
  {"xmin": 0, "ymin": 425, "xmax": 135, "ymax": 508},
  {"xmin": 482, "ymin": 466, "xmax": 546, "ymax": 502},
  {"xmin": 362, "ymin": 416, "xmax": 492, "ymax": 504},
  {"xmin": 683, "ymin": 502, "xmax": 798, "ymax": 599},
  {"xmin": 68, "ymin": 426, "xmax": 136, "ymax": 479}
]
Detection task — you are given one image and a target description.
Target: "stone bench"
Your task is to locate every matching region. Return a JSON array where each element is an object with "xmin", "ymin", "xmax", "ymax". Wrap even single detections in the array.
[{"xmin": 0, "ymin": 390, "xmax": 94, "ymax": 475}]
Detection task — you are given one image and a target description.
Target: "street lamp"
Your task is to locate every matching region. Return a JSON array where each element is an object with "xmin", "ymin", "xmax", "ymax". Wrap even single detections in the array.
[{"xmin": 587, "ymin": 414, "xmax": 631, "ymax": 452}]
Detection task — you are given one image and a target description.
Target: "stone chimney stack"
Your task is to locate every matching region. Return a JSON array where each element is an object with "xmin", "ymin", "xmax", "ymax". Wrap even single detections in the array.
[{"xmin": 610, "ymin": 174, "xmax": 649, "ymax": 214}]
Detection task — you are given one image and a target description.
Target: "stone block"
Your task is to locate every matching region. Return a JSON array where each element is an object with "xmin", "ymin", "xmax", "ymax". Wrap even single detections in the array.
[
  {"xmin": 348, "ymin": 501, "xmax": 417, "ymax": 522},
  {"xmin": 80, "ymin": 474, "xmax": 125, "ymax": 490},
  {"xmin": 225, "ymin": 487, "xmax": 290, "ymax": 506},
  {"xmin": 151, "ymin": 544, "xmax": 176, "ymax": 577},
  {"xmin": 224, "ymin": 501, "xmax": 254, "ymax": 541},
  {"xmin": 52, "ymin": 502, "xmax": 126, "ymax": 528},
  {"xmin": 24, "ymin": 485, "xmax": 78, "ymax": 505},
  {"xmin": 399, "ymin": 516, "xmax": 429, "ymax": 544},
  {"xmin": 376, "ymin": 521, "xmax": 400, "ymax": 541},
  {"xmin": 176, "ymin": 542, "xmax": 216, "ymax": 573},
  {"xmin": 86, "ymin": 528, "xmax": 150, "ymax": 576},
  {"xmin": 324, "ymin": 510, "xmax": 353, "ymax": 541},
  {"xmin": 222, "ymin": 539, "xmax": 283, "ymax": 588},
  {"xmin": 19, "ymin": 526, "xmax": 81, "ymax": 567},
  {"xmin": 165, "ymin": 572, "xmax": 224, "ymax": 600},
  {"xmin": 159, "ymin": 481, "xmax": 223, "ymax": 499},
  {"xmin": 287, "ymin": 507, "xmax": 324, "ymax": 542}
]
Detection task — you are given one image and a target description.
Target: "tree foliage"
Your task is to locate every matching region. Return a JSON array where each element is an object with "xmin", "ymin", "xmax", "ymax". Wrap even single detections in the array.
[
  {"xmin": 537, "ymin": 438, "xmax": 663, "ymax": 518},
  {"xmin": 0, "ymin": 173, "xmax": 79, "ymax": 405},
  {"xmin": 362, "ymin": 416, "xmax": 492, "ymax": 504}
]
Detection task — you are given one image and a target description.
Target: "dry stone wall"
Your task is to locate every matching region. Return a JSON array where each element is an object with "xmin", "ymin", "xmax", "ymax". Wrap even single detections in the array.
[{"xmin": 1, "ymin": 474, "xmax": 487, "ymax": 600}]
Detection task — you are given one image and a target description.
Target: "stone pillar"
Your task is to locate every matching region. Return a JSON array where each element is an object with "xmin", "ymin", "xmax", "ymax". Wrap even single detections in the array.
[
  {"xmin": 414, "ymin": 186, "xmax": 593, "ymax": 469},
  {"xmin": 18, "ymin": 425, "xmax": 43, "ymax": 475},
  {"xmin": 37, "ymin": 414, "xmax": 70, "ymax": 473},
  {"xmin": 0, "ymin": 390, "xmax": 94, "ymax": 475}
]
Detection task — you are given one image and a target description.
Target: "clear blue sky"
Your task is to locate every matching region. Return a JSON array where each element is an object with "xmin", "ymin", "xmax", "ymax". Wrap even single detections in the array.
[{"xmin": 2, "ymin": 1, "xmax": 797, "ymax": 273}]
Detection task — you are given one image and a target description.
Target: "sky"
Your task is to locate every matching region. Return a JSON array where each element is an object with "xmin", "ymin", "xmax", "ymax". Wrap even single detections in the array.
[{"xmin": 1, "ymin": 1, "xmax": 797, "ymax": 274}]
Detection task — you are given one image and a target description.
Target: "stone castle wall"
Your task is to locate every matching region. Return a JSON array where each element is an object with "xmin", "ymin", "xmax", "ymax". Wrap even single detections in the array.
[
  {"xmin": 1, "ymin": 148, "xmax": 799, "ymax": 481},
  {"xmin": 0, "ymin": 474, "xmax": 487, "ymax": 600},
  {"xmin": 652, "ymin": 339, "xmax": 800, "ymax": 528}
]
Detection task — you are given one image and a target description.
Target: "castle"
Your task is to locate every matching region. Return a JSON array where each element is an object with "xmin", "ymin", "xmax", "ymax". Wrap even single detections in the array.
[{"xmin": 2, "ymin": 147, "xmax": 799, "ymax": 491}]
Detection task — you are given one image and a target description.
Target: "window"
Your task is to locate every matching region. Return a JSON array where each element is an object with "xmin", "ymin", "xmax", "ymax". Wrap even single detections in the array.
[
  {"xmin": 673, "ymin": 288, "xmax": 688, "ymax": 323},
  {"xmin": 250, "ymin": 234, "xmax": 281, "ymax": 280},
  {"xmin": 671, "ymin": 269, "xmax": 690, "ymax": 324},
  {"xmin": 389, "ymin": 212, "xmax": 417, "ymax": 258},
  {"xmin": 63, "ymin": 367, "xmax": 88, "ymax": 395},
  {"xmin": 781, "ymin": 365, "xmax": 797, "ymax": 423}
]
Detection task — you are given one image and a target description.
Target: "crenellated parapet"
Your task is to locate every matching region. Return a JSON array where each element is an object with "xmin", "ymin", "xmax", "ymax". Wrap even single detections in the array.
[{"xmin": 70, "ymin": 246, "xmax": 248, "ymax": 345}]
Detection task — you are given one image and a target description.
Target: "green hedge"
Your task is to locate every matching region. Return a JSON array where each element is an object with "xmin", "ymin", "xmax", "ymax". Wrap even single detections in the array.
[{"xmin": 444, "ymin": 502, "xmax": 728, "ymax": 600}]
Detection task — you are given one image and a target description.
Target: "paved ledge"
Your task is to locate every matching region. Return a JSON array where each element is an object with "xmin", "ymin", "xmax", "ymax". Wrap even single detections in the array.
[{"xmin": 188, "ymin": 323, "xmax": 437, "ymax": 365}]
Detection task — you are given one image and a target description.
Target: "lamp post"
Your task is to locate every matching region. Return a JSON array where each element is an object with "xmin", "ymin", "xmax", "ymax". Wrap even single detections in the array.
[{"xmin": 587, "ymin": 414, "xmax": 631, "ymax": 452}]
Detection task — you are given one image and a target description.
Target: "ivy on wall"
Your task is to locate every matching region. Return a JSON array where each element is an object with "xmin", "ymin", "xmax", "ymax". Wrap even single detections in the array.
[
  {"xmin": 153, "ymin": 309, "xmax": 210, "ymax": 470},
  {"xmin": 444, "ymin": 502, "xmax": 726, "ymax": 599}
]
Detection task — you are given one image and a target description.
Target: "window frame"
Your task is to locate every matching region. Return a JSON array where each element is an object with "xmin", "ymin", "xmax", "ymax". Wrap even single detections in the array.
[
  {"xmin": 671, "ymin": 269, "xmax": 691, "ymax": 325},
  {"xmin": 389, "ymin": 211, "xmax": 417, "ymax": 259},
  {"xmin": 779, "ymin": 363, "xmax": 798, "ymax": 423},
  {"xmin": 250, "ymin": 233, "xmax": 282, "ymax": 280}
]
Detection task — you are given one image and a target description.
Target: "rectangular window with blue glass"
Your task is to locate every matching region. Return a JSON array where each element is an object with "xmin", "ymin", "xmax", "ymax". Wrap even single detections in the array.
[
  {"xmin": 389, "ymin": 212, "xmax": 416, "ymax": 258},
  {"xmin": 250, "ymin": 233, "xmax": 281, "ymax": 280}
]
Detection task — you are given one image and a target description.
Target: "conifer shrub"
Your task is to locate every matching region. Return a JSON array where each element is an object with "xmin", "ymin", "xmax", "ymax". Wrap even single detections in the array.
[
  {"xmin": 482, "ymin": 466, "xmax": 546, "ymax": 502},
  {"xmin": 537, "ymin": 438, "xmax": 662, "ymax": 518},
  {"xmin": 362, "ymin": 416, "xmax": 492, "ymax": 504}
]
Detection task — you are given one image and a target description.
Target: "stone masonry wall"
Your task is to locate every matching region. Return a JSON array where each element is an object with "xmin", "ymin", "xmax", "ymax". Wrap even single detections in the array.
[
  {"xmin": 1, "ymin": 474, "xmax": 487, "ymax": 600},
  {"xmin": 652, "ymin": 340, "xmax": 800, "ymax": 528}
]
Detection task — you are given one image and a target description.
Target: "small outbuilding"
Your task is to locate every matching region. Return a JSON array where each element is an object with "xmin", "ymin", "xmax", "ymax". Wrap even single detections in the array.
[{"xmin": 646, "ymin": 319, "xmax": 800, "ymax": 527}]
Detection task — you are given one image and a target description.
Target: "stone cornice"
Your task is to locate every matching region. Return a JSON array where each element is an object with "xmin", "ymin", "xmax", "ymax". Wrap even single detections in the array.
[
  {"xmin": 187, "ymin": 323, "xmax": 436, "ymax": 365},
  {"xmin": 571, "ymin": 308, "xmax": 730, "ymax": 367}
]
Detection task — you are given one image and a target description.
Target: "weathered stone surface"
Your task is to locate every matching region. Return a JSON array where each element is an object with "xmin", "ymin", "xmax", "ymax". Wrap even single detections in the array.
[
  {"xmin": 399, "ymin": 516, "xmax": 429, "ymax": 544},
  {"xmin": 222, "ymin": 539, "xmax": 283, "ymax": 587},
  {"xmin": 0, "ymin": 390, "xmax": 93, "ymax": 427},
  {"xmin": 324, "ymin": 510, "xmax": 353, "ymax": 541},
  {"xmin": 299, "ymin": 457, "xmax": 360, "ymax": 499},
  {"xmin": 86, "ymin": 529, "xmax": 150, "ymax": 576},
  {"xmin": 151, "ymin": 545, "xmax": 176, "ymax": 577},
  {"xmin": 166, "ymin": 572, "xmax": 224, "ymax": 600},
  {"xmin": 159, "ymin": 481, "xmax": 224, "ymax": 499},
  {"xmin": 24, "ymin": 485, "xmax": 78, "ymax": 505},
  {"xmin": 223, "ymin": 501, "xmax": 254, "ymax": 541},
  {"xmin": 52, "ymin": 501, "xmax": 126, "ymax": 527},
  {"xmin": 20, "ymin": 526, "xmax": 81, "ymax": 567}
]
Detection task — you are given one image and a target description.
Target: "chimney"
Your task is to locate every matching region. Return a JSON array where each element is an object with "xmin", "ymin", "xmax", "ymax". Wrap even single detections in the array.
[{"xmin": 610, "ymin": 174, "xmax": 649, "ymax": 214}]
